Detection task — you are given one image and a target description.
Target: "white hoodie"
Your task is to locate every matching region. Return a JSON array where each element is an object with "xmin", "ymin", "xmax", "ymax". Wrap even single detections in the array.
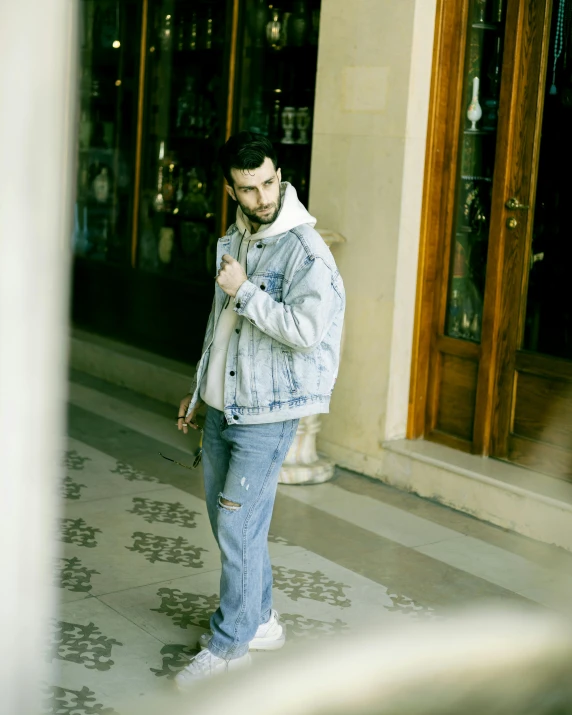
[{"xmin": 200, "ymin": 182, "xmax": 317, "ymax": 411}]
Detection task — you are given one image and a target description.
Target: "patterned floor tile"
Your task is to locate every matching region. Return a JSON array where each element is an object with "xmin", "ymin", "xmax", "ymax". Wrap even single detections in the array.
[
  {"xmin": 42, "ymin": 683, "xmax": 119, "ymax": 715},
  {"xmin": 62, "ymin": 438, "xmax": 171, "ymax": 502},
  {"xmin": 269, "ymin": 550, "xmax": 437, "ymax": 627},
  {"xmin": 49, "ymin": 597, "xmax": 170, "ymax": 712},
  {"xmin": 98, "ymin": 571, "xmax": 222, "ymax": 647},
  {"xmin": 59, "ymin": 488, "xmax": 221, "ymax": 595}
]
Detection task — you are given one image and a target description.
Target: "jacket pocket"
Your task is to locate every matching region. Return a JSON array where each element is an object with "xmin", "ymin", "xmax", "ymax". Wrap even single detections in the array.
[
  {"xmin": 282, "ymin": 351, "xmax": 298, "ymax": 393},
  {"xmin": 251, "ymin": 271, "xmax": 284, "ymax": 300}
]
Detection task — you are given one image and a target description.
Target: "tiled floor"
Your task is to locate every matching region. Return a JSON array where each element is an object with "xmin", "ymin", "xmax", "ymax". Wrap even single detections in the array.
[{"xmin": 45, "ymin": 370, "xmax": 572, "ymax": 714}]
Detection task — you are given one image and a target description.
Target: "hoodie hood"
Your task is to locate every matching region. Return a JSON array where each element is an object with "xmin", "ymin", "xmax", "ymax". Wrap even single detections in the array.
[{"xmin": 235, "ymin": 182, "xmax": 316, "ymax": 240}]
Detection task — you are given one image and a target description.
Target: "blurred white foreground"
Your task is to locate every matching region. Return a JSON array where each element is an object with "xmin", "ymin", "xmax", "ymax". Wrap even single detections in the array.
[
  {"xmin": 0, "ymin": 0, "xmax": 76, "ymax": 713},
  {"xmin": 127, "ymin": 605, "xmax": 572, "ymax": 715}
]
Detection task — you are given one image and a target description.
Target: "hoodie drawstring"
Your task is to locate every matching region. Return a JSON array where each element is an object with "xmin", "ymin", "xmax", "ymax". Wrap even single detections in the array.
[{"xmin": 223, "ymin": 229, "xmax": 247, "ymax": 310}]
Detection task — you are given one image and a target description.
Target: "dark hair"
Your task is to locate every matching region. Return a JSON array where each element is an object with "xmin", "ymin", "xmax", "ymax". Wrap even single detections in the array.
[{"xmin": 218, "ymin": 131, "xmax": 278, "ymax": 186}]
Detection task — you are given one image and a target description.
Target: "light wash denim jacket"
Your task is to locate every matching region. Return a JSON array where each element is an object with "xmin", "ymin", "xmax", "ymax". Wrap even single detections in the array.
[{"xmin": 188, "ymin": 221, "xmax": 345, "ymax": 424}]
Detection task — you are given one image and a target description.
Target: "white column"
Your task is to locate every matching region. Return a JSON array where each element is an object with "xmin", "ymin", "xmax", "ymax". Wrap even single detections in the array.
[{"xmin": 0, "ymin": 1, "xmax": 77, "ymax": 712}]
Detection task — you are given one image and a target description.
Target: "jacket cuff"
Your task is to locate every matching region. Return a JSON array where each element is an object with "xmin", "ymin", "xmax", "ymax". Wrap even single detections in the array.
[{"xmin": 233, "ymin": 280, "xmax": 257, "ymax": 314}]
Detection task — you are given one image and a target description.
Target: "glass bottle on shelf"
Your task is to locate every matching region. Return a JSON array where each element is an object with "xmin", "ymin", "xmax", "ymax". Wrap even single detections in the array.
[
  {"xmin": 205, "ymin": 6, "xmax": 214, "ymax": 49},
  {"xmin": 249, "ymin": 0, "xmax": 268, "ymax": 47},
  {"xmin": 467, "ymin": 77, "xmax": 483, "ymax": 131},
  {"xmin": 474, "ymin": 0, "xmax": 487, "ymax": 24},
  {"xmin": 448, "ymin": 289, "xmax": 462, "ymax": 337},
  {"xmin": 93, "ymin": 166, "xmax": 110, "ymax": 203},
  {"xmin": 162, "ymin": 162, "xmax": 176, "ymax": 206},
  {"xmin": 154, "ymin": 165, "xmax": 165, "ymax": 212},
  {"xmin": 160, "ymin": 12, "xmax": 173, "ymax": 50},
  {"xmin": 176, "ymin": 12, "xmax": 185, "ymax": 51},
  {"xmin": 266, "ymin": 9, "xmax": 284, "ymax": 50},
  {"xmin": 296, "ymin": 107, "xmax": 311, "ymax": 144},
  {"xmin": 281, "ymin": 106, "xmax": 296, "ymax": 143},
  {"xmin": 289, "ymin": 0, "xmax": 308, "ymax": 46},
  {"xmin": 247, "ymin": 92, "xmax": 269, "ymax": 135},
  {"xmin": 176, "ymin": 77, "xmax": 196, "ymax": 133},
  {"xmin": 188, "ymin": 11, "xmax": 198, "ymax": 50},
  {"xmin": 271, "ymin": 94, "xmax": 283, "ymax": 140}
]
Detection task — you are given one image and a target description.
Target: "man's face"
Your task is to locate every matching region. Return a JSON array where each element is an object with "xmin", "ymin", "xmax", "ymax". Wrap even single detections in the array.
[{"xmin": 226, "ymin": 157, "xmax": 282, "ymax": 227}]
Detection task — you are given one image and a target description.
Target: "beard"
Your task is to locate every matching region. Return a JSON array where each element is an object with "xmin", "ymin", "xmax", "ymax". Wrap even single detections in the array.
[{"xmin": 238, "ymin": 190, "xmax": 282, "ymax": 226}]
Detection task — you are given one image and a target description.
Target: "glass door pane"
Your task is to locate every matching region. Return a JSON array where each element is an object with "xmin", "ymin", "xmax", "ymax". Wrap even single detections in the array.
[
  {"xmin": 74, "ymin": 0, "xmax": 140, "ymax": 263},
  {"xmin": 235, "ymin": 0, "xmax": 322, "ymax": 208},
  {"xmin": 522, "ymin": 0, "xmax": 572, "ymax": 360},
  {"xmin": 444, "ymin": 0, "xmax": 506, "ymax": 342},
  {"xmin": 136, "ymin": 0, "xmax": 230, "ymax": 278}
]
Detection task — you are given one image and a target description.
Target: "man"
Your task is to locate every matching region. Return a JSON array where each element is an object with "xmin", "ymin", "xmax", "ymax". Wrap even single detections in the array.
[{"xmin": 175, "ymin": 131, "xmax": 345, "ymax": 687}]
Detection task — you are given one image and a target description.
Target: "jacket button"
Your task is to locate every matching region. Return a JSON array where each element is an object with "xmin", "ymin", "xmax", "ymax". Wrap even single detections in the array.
[
  {"xmin": 257, "ymin": 243, "xmax": 263, "ymax": 248},
  {"xmin": 233, "ymin": 415, "xmax": 239, "ymax": 420},
  {"xmin": 236, "ymin": 302, "xmax": 241, "ymax": 309},
  {"xmin": 260, "ymin": 284, "xmax": 266, "ymax": 291},
  {"xmin": 235, "ymin": 328, "xmax": 240, "ymax": 334},
  {"xmin": 230, "ymin": 371, "xmax": 235, "ymax": 376}
]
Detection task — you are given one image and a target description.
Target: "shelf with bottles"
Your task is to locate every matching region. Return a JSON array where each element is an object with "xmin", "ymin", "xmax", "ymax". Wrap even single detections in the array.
[
  {"xmin": 170, "ymin": 75, "xmax": 221, "ymax": 141},
  {"xmin": 73, "ymin": 189, "xmax": 128, "ymax": 265},
  {"xmin": 463, "ymin": 128, "xmax": 496, "ymax": 136},
  {"xmin": 446, "ymin": 279, "xmax": 483, "ymax": 342},
  {"xmin": 445, "ymin": 231, "xmax": 486, "ymax": 343},
  {"xmin": 242, "ymin": 92, "xmax": 314, "ymax": 145},
  {"xmin": 138, "ymin": 188, "xmax": 216, "ymax": 278},
  {"xmin": 148, "ymin": 143, "xmax": 216, "ymax": 219},
  {"xmin": 154, "ymin": 3, "xmax": 223, "ymax": 56}
]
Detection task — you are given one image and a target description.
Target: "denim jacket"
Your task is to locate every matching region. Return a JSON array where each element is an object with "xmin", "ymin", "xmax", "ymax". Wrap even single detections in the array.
[{"xmin": 188, "ymin": 221, "xmax": 345, "ymax": 424}]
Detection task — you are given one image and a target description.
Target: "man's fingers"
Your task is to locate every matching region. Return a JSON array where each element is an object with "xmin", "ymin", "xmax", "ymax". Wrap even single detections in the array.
[
  {"xmin": 177, "ymin": 394, "xmax": 195, "ymax": 433},
  {"xmin": 221, "ymin": 254, "xmax": 236, "ymax": 265},
  {"xmin": 183, "ymin": 414, "xmax": 199, "ymax": 430}
]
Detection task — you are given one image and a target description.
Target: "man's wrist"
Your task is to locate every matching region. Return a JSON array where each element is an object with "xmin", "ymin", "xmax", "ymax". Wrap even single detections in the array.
[
  {"xmin": 231, "ymin": 279, "xmax": 248, "ymax": 298},
  {"xmin": 234, "ymin": 279, "xmax": 256, "ymax": 312}
]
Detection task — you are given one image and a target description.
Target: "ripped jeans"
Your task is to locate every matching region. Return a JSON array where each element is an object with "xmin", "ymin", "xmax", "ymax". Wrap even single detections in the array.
[{"xmin": 202, "ymin": 407, "xmax": 299, "ymax": 659}]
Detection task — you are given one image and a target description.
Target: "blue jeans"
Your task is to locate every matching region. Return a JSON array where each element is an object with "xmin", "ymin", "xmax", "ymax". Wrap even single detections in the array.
[{"xmin": 202, "ymin": 407, "xmax": 299, "ymax": 659}]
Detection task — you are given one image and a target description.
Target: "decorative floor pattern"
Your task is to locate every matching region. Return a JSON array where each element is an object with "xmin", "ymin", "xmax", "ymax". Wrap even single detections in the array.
[{"xmin": 47, "ymin": 371, "xmax": 568, "ymax": 713}]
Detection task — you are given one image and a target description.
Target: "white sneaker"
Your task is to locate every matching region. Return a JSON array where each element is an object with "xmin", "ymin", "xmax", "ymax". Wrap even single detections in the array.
[
  {"xmin": 175, "ymin": 648, "xmax": 251, "ymax": 689},
  {"xmin": 198, "ymin": 609, "xmax": 286, "ymax": 652}
]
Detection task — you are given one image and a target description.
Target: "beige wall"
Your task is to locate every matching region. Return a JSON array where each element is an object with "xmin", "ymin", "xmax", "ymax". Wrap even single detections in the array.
[{"xmin": 310, "ymin": 0, "xmax": 437, "ymax": 478}]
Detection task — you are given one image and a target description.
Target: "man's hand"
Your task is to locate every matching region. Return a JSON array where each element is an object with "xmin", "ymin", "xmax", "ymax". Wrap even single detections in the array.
[
  {"xmin": 177, "ymin": 394, "xmax": 203, "ymax": 433},
  {"xmin": 216, "ymin": 254, "xmax": 247, "ymax": 298}
]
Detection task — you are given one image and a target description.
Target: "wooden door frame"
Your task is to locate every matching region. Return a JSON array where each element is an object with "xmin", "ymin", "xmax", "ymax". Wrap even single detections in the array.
[
  {"xmin": 408, "ymin": 0, "xmax": 553, "ymax": 458},
  {"xmin": 407, "ymin": 0, "xmax": 473, "ymax": 442}
]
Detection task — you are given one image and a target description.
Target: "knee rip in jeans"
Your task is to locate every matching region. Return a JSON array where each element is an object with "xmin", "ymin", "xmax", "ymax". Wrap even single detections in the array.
[{"xmin": 218, "ymin": 494, "xmax": 241, "ymax": 512}]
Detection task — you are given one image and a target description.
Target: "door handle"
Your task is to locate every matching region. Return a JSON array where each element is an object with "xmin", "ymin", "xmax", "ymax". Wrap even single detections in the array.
[{"xmin": 505, "ymin": 197, "xmax": 530, "ymax": 210}]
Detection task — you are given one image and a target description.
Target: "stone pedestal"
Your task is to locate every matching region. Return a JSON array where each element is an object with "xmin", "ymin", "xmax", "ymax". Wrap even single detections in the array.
[
  {"xmin": 279, "ymin": 414, "xmax": 335, "ymax": 484},
  {"xmin": 278, "ymin": 228, "xmax": 346, "ymax": 486}
]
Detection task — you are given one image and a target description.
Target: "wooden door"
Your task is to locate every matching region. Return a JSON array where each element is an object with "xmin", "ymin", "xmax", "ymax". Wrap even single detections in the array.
[
  {"xmin": 410, "ymin": 0, "xmax": 572, "ymax": 481},
  {"xmin": 486, "ymin": 0, "xmax": 572, "ymax": 478}
]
